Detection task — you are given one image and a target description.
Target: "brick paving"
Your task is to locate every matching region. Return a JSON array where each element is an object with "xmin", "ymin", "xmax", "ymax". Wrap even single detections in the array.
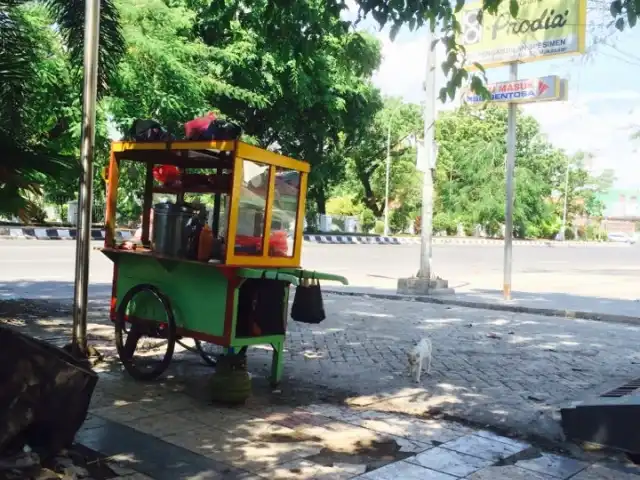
[
  {"xmin": 4, "ymin": 293, "xmax": 640, "ymax": 478},
  {"xmin": 80, "ymin": 369, "xmax": 640, "ymax": 479}
]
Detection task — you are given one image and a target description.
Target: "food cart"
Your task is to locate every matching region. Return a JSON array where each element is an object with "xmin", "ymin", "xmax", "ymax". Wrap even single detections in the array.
[{"xmin": 101, "ymin": 139, "xmax": 347, "ymax": 385}]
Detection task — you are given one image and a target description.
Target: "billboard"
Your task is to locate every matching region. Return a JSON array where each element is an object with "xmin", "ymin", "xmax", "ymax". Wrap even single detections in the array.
[
  {"xmin": 463, "ymin": 75, "xmax": 568, "ymax": 105},
  {"xmin": 456, "ymin": 0, "xmax": 587, "ymax": 69}
]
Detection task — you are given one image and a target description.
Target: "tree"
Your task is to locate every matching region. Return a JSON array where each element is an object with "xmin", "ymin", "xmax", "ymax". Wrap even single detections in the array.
[
  {"xmin": 0, "ymin": 0, "xmax": 124, "ymax": 220},
  {"xmin": 192, "ymin": 0, "xmax": 383, "ymax": 214},
  {"xmin": 335, "ymin": 97, "xmax": 422, "ymax": 218},
  {"xmin": 434, "ymin": 105, "xmax": 592, "ymax": 239}
]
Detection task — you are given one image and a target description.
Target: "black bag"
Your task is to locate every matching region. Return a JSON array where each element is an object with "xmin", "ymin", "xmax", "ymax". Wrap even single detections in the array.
[
  {"xmin": 127, "ymin": 119, "xmax": 174, "ymax": 141},
  {"xmin": 203, "ymin": 119, "xmax": 243, "ymax": 141},
  {"xmin": 291, "ymin": 275, "xmax": 326, "ymax": 324}
]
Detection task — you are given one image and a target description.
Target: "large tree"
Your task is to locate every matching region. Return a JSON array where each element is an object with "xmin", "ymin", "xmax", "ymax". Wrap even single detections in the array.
[{"xmin": 0, "ymin": 0, "xmax": 124, "ymax": 220}]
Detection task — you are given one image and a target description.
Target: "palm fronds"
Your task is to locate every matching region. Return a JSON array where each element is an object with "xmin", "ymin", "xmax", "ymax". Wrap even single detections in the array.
[{"xmin": 44, "ymin": 0, "xmax": 126, "ymax": 95}]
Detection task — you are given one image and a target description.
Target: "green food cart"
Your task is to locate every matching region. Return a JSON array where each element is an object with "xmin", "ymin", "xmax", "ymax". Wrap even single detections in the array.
[{"xmin": 102, "ymin": 139, "xmax": 347, "ymax": 385}]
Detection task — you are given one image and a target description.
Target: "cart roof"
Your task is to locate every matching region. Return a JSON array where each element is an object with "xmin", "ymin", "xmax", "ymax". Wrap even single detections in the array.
[{"xmin": 111, "ymin": 140, "xmax": 310, "ymax": 173}]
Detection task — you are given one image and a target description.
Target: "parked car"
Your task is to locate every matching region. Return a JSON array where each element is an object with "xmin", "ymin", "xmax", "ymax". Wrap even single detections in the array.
[{"xmin": 607, "ymin": 232, "xmax": 636, "ymax": 244}]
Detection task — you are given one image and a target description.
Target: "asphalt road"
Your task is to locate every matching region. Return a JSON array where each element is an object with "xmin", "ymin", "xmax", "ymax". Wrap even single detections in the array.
[{"xmin": 1, "ymin": 240, "xmax": 638, "ymax": 304}]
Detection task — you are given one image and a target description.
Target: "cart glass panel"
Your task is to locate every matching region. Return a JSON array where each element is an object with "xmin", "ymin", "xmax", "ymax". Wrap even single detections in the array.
[
  {"xmin": 234, "ymin": 160, "xmax": 269, "ymax": 256},
  {"xmin": 270, "ymin": 168, "xmax": 300, "ymax": 258}
]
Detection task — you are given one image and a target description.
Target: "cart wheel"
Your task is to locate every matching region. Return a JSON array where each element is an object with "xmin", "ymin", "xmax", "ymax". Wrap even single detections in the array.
[
  {"xmin": 115, "ymin": 284, "xmax": 176, "ymax": 381},
  {"xmin": 194, "ymin": 340, "xmax": 221, "ymax": 367},
  {"xmin": 194, "ymin": 343, "xmax": 248, "ymax": 368}
]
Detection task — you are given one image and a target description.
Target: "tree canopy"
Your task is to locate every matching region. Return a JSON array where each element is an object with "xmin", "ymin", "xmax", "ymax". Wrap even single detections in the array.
[{"xmin": 0, "ymin": 0, "xmax": 619, "ymax": 240}]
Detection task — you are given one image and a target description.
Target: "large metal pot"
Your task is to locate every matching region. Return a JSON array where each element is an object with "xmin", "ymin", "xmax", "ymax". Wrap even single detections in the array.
[{"xmin": 152, "ymin": 203, "xmax": 194, "ymax": 257}]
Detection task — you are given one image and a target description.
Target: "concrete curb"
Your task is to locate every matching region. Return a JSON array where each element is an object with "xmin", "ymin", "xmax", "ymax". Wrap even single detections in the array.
[
  {"xmin": 303, "ymin": 234, "xmax": 628, "ymax": 247},
  {"xmin": 323, "ymin": 288, "xmax": 640, "ymax": 326},
  {"xmin": 0, "ymin": 227, "xmax": 134, "ymax": 241}
]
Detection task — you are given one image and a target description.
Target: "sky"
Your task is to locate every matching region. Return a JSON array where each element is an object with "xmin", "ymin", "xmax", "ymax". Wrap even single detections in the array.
[{"xmin": 345, "ymin": 2, "xmax": 640, "ymax": 189}]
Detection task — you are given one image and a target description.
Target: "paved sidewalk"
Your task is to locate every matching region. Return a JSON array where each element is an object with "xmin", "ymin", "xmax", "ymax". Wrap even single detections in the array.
[
  {"xmin": 78, "ymin": 368, "xmax": 640, "ymax": 479},
  {"xmin": 323, "ymin": 285, "xmax": 640, "ymax": 324},
  {"xmin": 5, "ymin": 295, "xmax": 640, "ymax": 445},
  {"xmin": 4, "ymin": 295, "xmax": 640, "ymax": 478}
]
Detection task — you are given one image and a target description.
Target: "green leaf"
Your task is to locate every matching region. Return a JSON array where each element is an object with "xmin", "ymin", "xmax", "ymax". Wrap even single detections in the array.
[
  {"xmin": 628, "ymin": 8, "xmax": 637, "ymax": 27},
  {"xmin": 509, "ymin": 0, "xmax": 519, "ymax": 18},
  {"xmin": 615, "ymin": 17, "xmax": 626, "ymax": 30},
  {"xmin": 390, "ymin": 22, "xmax": 401, "ymax": 40},
  {"xmin": 439, "ymin": 87, "xmax": 448, "ymax": 103},
  {"xmin": 473, "ymin": 62, "xmax": 486, "ymax": 74},
  {"xmin": 610, "ymin": 0, "xmax": 623, "ymax": 16}
]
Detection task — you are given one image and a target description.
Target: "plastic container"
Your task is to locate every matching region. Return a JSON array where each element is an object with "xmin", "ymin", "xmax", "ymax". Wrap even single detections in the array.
[
  {"xmin": 152, "ymin": 203, "xmax": 194, "ymax": 257},
  {"xmin": 198, "ymin": 225, "xmax": 214, "ymax": 262}
]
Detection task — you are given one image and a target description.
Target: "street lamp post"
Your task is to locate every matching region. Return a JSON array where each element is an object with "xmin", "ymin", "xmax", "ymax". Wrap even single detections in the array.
[{"xmin": 70, "ymin": 0, "xmax": 101, "ymax": 358}]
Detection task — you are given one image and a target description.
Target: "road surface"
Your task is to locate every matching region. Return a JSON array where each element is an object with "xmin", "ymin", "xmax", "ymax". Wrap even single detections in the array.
[{"xmin": 0, "ymin": 240, "xmax": 637, "ymax": 305}]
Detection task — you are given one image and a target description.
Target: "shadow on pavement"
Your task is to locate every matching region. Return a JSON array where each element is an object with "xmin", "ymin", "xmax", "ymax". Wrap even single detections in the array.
[{"xmin": 2, "ymin": 279, "xmax": 640, "ymax": 454}]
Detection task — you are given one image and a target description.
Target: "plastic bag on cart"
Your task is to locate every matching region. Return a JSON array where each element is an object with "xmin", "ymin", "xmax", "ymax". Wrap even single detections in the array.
[
  {"xmin": 203, "ymin": 119, "xmax": 242, "ymax": 140},
  {"xmin": 184, "ymin": 112, "xmax": 217, "ymax": 139},
  {"xmin": 291, "ymin": 276, "xmax": 326, "ymax": 324},
  {"xmin": 127, "ymin": 119, "xmax": 174, "ymax": 141}
]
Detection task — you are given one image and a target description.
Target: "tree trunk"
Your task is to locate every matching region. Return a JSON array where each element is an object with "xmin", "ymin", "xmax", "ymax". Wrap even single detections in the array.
[
  {"xmin": 359, "ymin": 173, "xmax": 382, "ymax": 217},
  {"xmin": 315, "ymin": 182, "xmax": 327, "ymax": 215}
]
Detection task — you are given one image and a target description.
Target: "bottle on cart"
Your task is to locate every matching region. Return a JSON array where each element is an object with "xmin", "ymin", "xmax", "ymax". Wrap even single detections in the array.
[
  {"xmin": 184, "ymin": 214, "xmax": 203, "ymax": 260},
  {"xmin": 198, "ymin": 224, "xmax": 214, "ymax": 261}
]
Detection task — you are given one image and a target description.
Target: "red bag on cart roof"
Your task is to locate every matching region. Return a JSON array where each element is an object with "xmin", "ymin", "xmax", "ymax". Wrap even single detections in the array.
[{"xmin": 185, "ymin": 112, "xmax": 217, "ymax": 140}]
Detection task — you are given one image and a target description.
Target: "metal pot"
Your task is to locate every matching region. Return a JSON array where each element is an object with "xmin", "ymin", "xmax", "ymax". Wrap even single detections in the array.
[{"xmin": 152, "ymin": 203, "xmax": 194, "ymax": 257}]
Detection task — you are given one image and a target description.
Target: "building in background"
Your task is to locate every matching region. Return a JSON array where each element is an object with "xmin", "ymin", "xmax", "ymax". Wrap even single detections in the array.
[{"xmin": 597, "ymin": 188, "xmax": 640, "ymax": 235}]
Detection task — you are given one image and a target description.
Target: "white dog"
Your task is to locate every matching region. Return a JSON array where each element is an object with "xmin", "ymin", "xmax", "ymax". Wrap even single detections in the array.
[{"xmin": 408, "ymin": 338, "xmax": 432, "ymax": 382}]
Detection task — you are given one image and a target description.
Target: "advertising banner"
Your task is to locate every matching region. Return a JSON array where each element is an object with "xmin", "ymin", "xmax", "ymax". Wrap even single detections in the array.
[
  {"xmin": 463, "ymin": 75, "xmax": 566, "ymax": 105},
  {"xmin": 456, "ymin": 0, "xmax": 587, "ymax": 69}
]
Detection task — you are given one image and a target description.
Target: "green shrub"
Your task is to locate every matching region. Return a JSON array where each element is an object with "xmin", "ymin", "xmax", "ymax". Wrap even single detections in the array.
[
  {"xmin": 374, "ymin": 220, "xmax": 385, "ymax": 234},
  {"xmin": 360, "ymin": 209, "xmax": 376, "ymax": 233},
  {"xmin": 433, "ymin": 212, "xmax": 457, "ymax": 235},
  {"xmin": 564, "ymin": 227, "xmax": 575, "ymax": 240},
  {"xmin": 390, "ymin": 208, "xmax": 410, "ymax": 233},
  {"xmin": 326, "ymin": 195, "xmax": 363, "ymax": 216}
]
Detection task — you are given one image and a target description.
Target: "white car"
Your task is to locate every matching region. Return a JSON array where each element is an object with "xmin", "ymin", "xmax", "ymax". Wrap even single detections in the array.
[{"xmin": 607, "ymin": 232, "xmax": 636, "ymax": 244}]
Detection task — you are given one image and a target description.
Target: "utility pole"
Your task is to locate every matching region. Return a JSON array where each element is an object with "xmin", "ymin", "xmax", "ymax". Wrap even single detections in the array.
[
  {"xmin": 71, "ymin": 0, "xmax": 100, "ymax": 358},
  {"xmin": 560, "ymin": 155, "xmax": 571, "ymax": 241},
  {"xmin": 418, "ymin": 25, "xmax": 437, "ymax": 280},
  {"xmin": 397, "ymin": 23, "xmax": 450, "ymax": 295},
  {"xmin": 503, "ymin": 62, "xmax": 518, "ymax": 300},
  {"xmin": 383, "ymin": 121, "xmax": 391, "ymax": 236}
]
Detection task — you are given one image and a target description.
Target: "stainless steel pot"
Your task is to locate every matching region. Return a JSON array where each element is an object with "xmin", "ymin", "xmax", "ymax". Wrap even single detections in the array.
[{"xmin": 152, "ymin": 203, "xmax": 194, "ymax": 257}]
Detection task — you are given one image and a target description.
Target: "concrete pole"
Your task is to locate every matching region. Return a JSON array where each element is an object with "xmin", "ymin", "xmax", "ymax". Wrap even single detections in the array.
[
  {"xmin": 71, "ymin": 0, "xmax": 100, "ymax": 357},
  {"xmin": 503, "ymin": 62, "xmax": 518, "ymax": 301},
  {"xmin": 418, "ymin": 26, "xmax": 437, "ymax": 280},
  {"xmin": 383, "ymin": 121, "xmax": 391, "ymax": 236},
  {"xmin": 397, "ymin": 25, "xmax": 451, "ymax": 296},
  {"xmin": 560, "ymin": 156, "xmax": 570, "ymax": 241}
]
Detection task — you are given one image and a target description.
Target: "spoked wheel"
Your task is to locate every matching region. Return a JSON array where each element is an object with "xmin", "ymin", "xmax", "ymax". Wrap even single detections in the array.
[
  {"xmin": 195, "ymin": 342, "xmax": 248, "ymax": 368},
  {"xmin": 115, "ymin": 284, "xmax": 176, "ymax": 381}
]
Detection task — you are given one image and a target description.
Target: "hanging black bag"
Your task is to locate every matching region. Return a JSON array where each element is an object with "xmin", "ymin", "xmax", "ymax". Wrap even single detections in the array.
[{"xmin": 290, "ymin": 273, "xmax": 326, "ymax": 324}]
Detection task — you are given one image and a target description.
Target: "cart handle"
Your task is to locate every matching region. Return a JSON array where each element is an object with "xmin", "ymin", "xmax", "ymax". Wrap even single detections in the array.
[
  {"xmin": 304, "ymin": 271, "xmax": 348, "ymax": 285},
  {"xmin": 237, "ymin": 268, "xmax": 300, "ymax": 286},
  {"xmin": 277, "ymin": 269, "xmax": 348, "ymax": 285}
]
